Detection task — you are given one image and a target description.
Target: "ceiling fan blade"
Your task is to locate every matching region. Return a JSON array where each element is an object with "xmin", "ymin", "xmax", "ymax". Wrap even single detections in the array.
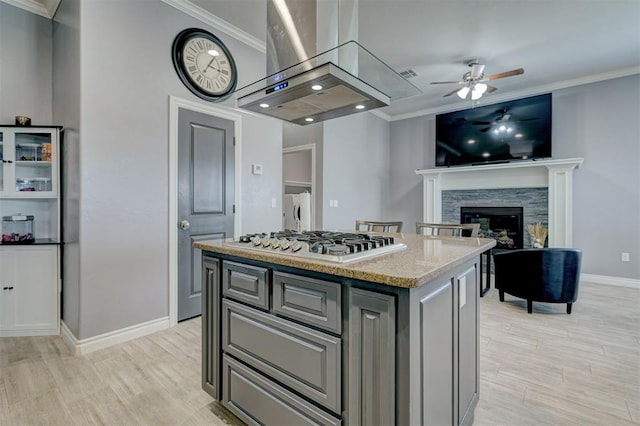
[
  {"xmin": 485, "ymin": 68, "xmax": 524, "ymax": 81},
  {"xmin": 430, "ymin": 80, "xmax": 464, "ymax": 85},
  {"xmin": 470, "ymin": 64, "xmax": 485, "ymax": 79},
  {"xmin": 472, "ymin": 121, "xmax": 493, "ymax": 125},
  {"xmin": 443, "ymin": 88, "xmax": 464, "ymax": 97},
  {"xmin": 486, "ymin": 85, "xmax": 498, "ymax": 93},
  {"xmin": 480, "ymin": 127, "xmax": 491, "ymax": 133}
]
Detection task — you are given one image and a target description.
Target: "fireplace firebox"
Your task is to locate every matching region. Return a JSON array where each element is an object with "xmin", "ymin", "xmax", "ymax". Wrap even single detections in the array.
[{"xmin": 461, "ymin": 207, "xmax": 524, "ymax": 249}]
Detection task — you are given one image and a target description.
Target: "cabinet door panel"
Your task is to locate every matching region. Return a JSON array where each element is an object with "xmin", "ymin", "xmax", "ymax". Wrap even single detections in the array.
[
  {"xmin": 458, "ymin": 266, "xmax": 479, "ymax": 425},
  {"xmin": 11, "ymin": 247, "xmax": 58, "ymax": 330},
  {"xmin": 202, "ymin": 256, "xmax": 221, "ymax": 399},
  {"xmin": 222, "ymin": 261, "xmax": 269, "ymax": 310},
  {"xmin": 223, "ymin": 355, "xmax": 342, "ymax": 426},
  {"xmin": 0, "ymin": 246, "xmax": 58, "ymax": 334},
  {"xmin": 273, "ymin": 272, "xmax": 341, "ymax": 333},
  {"xmin": 418, "ymin": 280, "xmax": 453, "ymax": 426},
  {"xmin": 222, "ymin": 299, "xmax": 341, "ymax": 413},
  {"xmin": 348, "ymin": 287, "xmax": 396, "ymax": 426}
]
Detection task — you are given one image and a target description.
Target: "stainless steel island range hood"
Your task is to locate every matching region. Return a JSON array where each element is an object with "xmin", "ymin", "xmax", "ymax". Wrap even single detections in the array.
[{"xmin": 235, "ymin": 0, "xmax": 420, "ymax": 125}]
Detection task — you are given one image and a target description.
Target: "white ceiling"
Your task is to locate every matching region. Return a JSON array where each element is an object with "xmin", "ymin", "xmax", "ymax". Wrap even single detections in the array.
[
  {"xmin": 185, "ymin": 0, "xmax": 640, "ymax": 120},
  {"xmin": 7, "ymin": 0, "xmax": 640, "ymax": 120}
]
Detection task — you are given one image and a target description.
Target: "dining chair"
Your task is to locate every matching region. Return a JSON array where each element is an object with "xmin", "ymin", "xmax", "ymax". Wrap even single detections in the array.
[
  {"xmin": 355, "ymin": 220, "xmax": 403, "ymax": 233},
  {"xmin": 415, "ymin": 222, "xmax": 464, "ymax": 236}
]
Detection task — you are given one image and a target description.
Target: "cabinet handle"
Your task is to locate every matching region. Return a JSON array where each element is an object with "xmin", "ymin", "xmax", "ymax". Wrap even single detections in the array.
[
  {"xmin": 2, "ymin": 287, "xmax": 8, "ymax": 290},
  {"xmin": 1, "ymin": 160, "xmax": 13, "ymax": 164},
  {"xmin": 8, "ymin": 286, "xmax": 14, "ymax": 290}
]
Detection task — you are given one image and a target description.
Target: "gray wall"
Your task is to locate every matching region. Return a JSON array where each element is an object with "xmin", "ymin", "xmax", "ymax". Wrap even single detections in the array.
[
  {"xmin": 386, "ymin": 75, "xmax": 640, "ymax": 280},
  {"xmin": 53, "ymin": 0, "xmax": 81, "ymax": 335},
  {"xmin": 48, "ymin": 0, "xmax": 282, "ymax": 340},
  {"xmin": 0, "ymin": 3, "xmax": 52, "ymax": 123},
  {"xmin": 323, "ymin": 112, "xmax": 390, "ymax": 231}
]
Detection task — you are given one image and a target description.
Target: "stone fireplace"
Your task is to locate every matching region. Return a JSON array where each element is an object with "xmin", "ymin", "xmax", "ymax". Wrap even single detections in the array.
[
  {"xmin": 416, "ymin": 158, "xmax": 583, "ymax": 248},
  {"xmin": 441, "ymin": 187, "xmax": 548, "ymax": 249},
  {"xmin": 460, "ymin": 206, "xmax": 524, "ymax": 249}
]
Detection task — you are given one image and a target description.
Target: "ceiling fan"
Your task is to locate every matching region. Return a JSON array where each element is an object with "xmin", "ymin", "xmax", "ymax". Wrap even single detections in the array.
[
  {"xmin": 431, "ymin": 59, "xmax": 524, "ymax": 100},
  {"xmin": 472, "ymin": 108, "xmax": 539, "ymax": 133}
]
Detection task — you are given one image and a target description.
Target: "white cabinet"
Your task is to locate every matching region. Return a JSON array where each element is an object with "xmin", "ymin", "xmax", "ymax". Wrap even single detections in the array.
[
  {"xmin": 0, "ymin": 127, "xmax": 60, "ymax": 198},
  {"xmin": 0, "ymin": 245, "xmax": 59, "ymax": 336},
  {"xmin": 0, "ymin": 125, "xmax": 61, "ymax": 336}
]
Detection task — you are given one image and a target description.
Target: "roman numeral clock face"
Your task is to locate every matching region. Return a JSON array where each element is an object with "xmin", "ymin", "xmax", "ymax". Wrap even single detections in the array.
[{"xmin": 172, "ymin": 29, "xmax": 238, "ymax": 102}]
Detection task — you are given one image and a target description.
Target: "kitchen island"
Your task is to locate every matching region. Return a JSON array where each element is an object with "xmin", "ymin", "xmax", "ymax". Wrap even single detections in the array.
[{"xmin": 195, "ymin": 232, "xmax": 495, "ymax": 426}]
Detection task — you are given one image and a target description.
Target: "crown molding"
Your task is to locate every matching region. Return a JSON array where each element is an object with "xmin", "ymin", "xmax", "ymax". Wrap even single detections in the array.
[
  {"xmin": 161, "ymin": 0, "xmax": 266, "ymax": 53},
  {"xmin": 389, "ymin": 66, "xmax": 640, "ymax": 122},
  {"xmin": 1, "ymin": 0, "xmax": 58, "ymax": 18}
]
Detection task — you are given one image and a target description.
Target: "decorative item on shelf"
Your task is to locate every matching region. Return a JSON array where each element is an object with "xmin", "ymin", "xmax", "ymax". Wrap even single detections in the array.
[
  {"xmin": 1, "ymin": 214, "xmax": 35, "ymax": 243},
  {"xmin": 41, "ymin": 143, "xmax": 52, "ymax": 161},
  {"xmin": 527, "ymin": 222, "xmax": 548, "ymax": 248},
  {"xmin": 15, "ymin": 115, "xmax": 31, "ymax": 126}
]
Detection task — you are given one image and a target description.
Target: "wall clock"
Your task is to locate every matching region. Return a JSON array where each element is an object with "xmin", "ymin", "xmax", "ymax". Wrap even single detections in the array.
[{"xmin": 172, "ymin": 28, "xmax": 238, "ymax": 102}]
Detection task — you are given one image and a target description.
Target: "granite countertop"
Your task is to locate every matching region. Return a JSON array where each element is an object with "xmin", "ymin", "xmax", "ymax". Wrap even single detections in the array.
[{"xmin": 195, "ymin": 233, "xmax": 496, "ymax": 289}]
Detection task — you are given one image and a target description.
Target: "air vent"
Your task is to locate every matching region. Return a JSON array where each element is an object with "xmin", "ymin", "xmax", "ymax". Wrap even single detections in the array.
[{"xmin": 399, "ymin": 69, "xmax": 418, "ymax": 78}]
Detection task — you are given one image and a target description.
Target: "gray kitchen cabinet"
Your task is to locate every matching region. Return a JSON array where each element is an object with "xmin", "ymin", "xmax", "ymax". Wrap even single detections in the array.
[
  {"xmin": 202, "ymin": 256, "xmax": 220, "ymax": 399},
  {"xmin": 273, "ymin": 271, "xmax": 341, "ymax": 334},
  {"xmin": 201, "ymin": 254, "xmax": 481, "ymax": 425},
  {"xmin": 347, "ymin": 287, "xmax": 396, "ymax": 426},
  {"xmin": 222, "ymin": 355, "xmax": 341, "ymax": 426},
  {"xmin": 222, "ymin": 260, "xmax": 269, "ymax": 310},
  {"xmin": 222, "ymin": 298, "xmax": 341, "ymax": 412},
  {"xmin": 457, "ymin": 266, "xmax": 479, "ymax": 425}
]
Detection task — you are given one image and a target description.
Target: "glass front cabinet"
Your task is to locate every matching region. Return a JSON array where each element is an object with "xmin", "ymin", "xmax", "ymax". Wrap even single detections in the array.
[
  {"xmin": 0, "ymin": 127, "xmax": 59, "ymax": 197},
  {"xmin": 0, "ymin": 126, "xmax": 61, "ymax": 336}
]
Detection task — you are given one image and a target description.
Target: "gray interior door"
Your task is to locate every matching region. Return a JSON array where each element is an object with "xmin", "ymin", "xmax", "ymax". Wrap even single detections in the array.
[{"xmin": 178, "ymin": 108, "xmax": 234, "ymax": 321}]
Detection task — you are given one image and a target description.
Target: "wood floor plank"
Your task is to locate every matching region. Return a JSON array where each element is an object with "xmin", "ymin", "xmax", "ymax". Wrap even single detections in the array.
[{"xmin": 0, "ymin": 280, "xmax": 637, "ymax": 425}]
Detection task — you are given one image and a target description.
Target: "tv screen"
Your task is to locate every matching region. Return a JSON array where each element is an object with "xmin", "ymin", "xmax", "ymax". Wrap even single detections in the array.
[{"xmin": 435, "ymin": 93, "xmax": 552, "ymax": 167}]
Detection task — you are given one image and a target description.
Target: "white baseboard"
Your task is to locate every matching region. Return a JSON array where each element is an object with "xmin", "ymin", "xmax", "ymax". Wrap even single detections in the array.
[
  {"xmin": 61, "ymin": 317, "xmax": 170, "ymax": 355},
  {"xmin": 581, "ymin": 273, "xmax": 640, "ymax": 289}
]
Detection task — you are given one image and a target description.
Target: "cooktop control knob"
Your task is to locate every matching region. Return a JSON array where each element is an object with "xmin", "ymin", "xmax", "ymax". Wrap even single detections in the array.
[
  {"xmin": 251, "ymin": 236, "xmax": 262, "ymax": 246},
  {"xmin": 290, "ymin": 241, "xmax": 302, "ymax": 252},
  {"xmin": 261, "ymin": 239, "xmax": 271, "ymax": 248},
  {"xmin": 271, "ymin": 238, "xmax": 281, "ymax": 249}
]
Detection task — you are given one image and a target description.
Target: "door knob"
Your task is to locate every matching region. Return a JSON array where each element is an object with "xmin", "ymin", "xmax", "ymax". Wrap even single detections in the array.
[{"xmin": 179, "ymin": 220, "xmax": 191, "ymax": 230}]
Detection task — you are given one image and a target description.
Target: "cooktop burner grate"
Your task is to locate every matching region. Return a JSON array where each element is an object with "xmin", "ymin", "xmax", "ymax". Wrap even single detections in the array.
[{"xmin": 228, "ymin": 230, "xmax": 406, "ymax": 264}]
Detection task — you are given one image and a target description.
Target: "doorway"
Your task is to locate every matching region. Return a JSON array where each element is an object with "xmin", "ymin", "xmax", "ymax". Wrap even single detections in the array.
[
  {"xmin": 283, "ymin": 144, "xmax": 315, "ymax": 230},
  {"xmin": 169, "ymin": 97, "xmax": 241, "ymax": 326}
]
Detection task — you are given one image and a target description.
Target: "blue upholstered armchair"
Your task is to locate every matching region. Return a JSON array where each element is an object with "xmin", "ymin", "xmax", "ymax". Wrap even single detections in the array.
[{"xmin": 493, "ymin": 248, "xmax": 582, "ymax": 314}]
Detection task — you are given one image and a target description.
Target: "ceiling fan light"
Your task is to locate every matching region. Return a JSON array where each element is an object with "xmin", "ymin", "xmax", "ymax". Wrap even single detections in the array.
[
  {"xmin": 457, "ymin": 87, "xmax": 470, "ymax": 99},
  {"xmin": 471, "ymin": 83, "xmax": 488, "ymax": 100}
]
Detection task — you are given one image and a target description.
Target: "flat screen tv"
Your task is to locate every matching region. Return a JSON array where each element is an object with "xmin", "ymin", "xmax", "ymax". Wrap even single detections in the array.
[{"xmin": 435, "ymin": 93, "xmax": 552, "ymax": 167}]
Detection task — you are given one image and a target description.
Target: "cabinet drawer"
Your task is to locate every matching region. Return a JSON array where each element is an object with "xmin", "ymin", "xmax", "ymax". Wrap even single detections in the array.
[
  {"xmin": 222, "ymin": 261, "xmax": 269, "ymax": 310},
  {"xmin": 223, "ymin": 355, "xmax": 341, "ymax": 426},
  {"xmin": 222, "ymin": 299, "xmax": 341, "ymax": 413},
  {"xmin": 273, "ymin": 272, "xmax": 341, "ymax": 334}
]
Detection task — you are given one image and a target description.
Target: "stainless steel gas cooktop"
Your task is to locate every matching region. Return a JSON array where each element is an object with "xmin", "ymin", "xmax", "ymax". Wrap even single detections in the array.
[{"xmin": 224, "ymin": 230, "xmax": 406, "ymax": 264}]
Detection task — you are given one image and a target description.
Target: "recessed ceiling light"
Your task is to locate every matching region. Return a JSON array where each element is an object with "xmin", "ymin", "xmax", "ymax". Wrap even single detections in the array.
[
  {"xmin": 355, "ymin": 105, "xmax": 365, "ymax": 110},
  {"xmin": 208, "ymin": 49, "xmax": 220, "ymax": 56},
  {"xmin": 468, "ymin": 139, "xmax": 476, "ymax": 144},
  {"xmin": 259, "ymin": 103, "xmax": 269, "ymax": 108},
  {"xmin": 311, "ymin": 85, "xmax": 323, "ymax": 91},
  {"xmin": 515, "ymin": 133, "xmax": 523, "ymax": 138},
  {"xmin": 482, "ymin": 152, "xmax": 490, "ymax": 157},
  {"xmin": 305, "ymin": 117, "xmax": 314, "ymax": 122}
]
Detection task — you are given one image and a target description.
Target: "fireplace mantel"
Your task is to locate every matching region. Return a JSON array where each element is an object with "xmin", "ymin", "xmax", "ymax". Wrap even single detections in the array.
[{"xmin": 415, "ymin": 158, "xmax": 584, "ymax": 247}]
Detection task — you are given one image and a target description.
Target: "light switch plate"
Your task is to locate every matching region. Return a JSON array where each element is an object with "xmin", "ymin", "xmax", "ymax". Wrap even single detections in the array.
[{"xmin": 252, "ymin": 164, "xmax": 263, "ymax": 175}]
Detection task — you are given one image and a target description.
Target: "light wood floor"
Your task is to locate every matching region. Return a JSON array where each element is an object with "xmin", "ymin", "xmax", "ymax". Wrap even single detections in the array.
[{"xmin": 1, "ymin": 280, "xmax": 638, "ymax": 425}]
